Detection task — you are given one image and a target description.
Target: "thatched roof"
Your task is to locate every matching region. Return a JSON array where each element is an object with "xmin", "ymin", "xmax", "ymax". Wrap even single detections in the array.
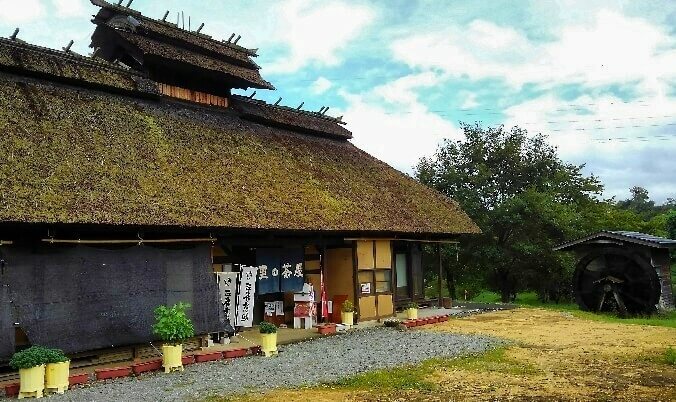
[
  {"xmin": 231, "ymin": 95, "xmax": 352, "ymax": 140},
  {"xmin": 90, "ymin": 0, "xmax": 272, "ymax": 90},
  {"xmin": 0, "ymin": 37, "xmax": 157, "ymax": 96},
  {"xmin": 0, "ymin": 73, "xmax": 478, "ymax": 235},
  {"xmin": 105, "ymin": 28, "xmax": 274, "ymax": 90},
  {"xmin": 91, "ymin": 0, "xmax": 258, "ymax": 58}
]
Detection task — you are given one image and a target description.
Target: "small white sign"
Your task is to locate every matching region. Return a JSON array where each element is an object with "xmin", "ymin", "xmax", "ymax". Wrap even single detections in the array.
[
  {"xmin": 216, "ymin": 272, "xmax": 238, "ymax": 327},
  {"xmin": 361, "ymin": 282, "xmax": 371, "ymax": 294},
  {"xmin": 235, "ymin": 266, "xmax": 258, "ymax": 327}
]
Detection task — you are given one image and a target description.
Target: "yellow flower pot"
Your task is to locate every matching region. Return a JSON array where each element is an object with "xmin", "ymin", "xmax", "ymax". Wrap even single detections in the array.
[
  {"xmin": 19, "ymin": 364, "xmax": 45, "ymax": 399},
  {"xmin": 341, "ymin": 311, "xmax": 354, "ymax": 326},
  {"xmin": 162, "ymin": 344, "xmax": 183, "ymax": 373},
  {"xmin": 260, "ymin": 333, "xmax": 278, "ymax": 357},
  {"xmin": 45, "ymin": 361, "xmax": 70, "ymax": 394},
  {"xmin": 406, "ymin": 308, "xmax": 418, "ymax": 320}
]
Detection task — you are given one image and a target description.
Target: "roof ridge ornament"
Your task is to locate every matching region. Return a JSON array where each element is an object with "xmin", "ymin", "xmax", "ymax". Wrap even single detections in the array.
[
  {"xmin": 10, "ymin": 28, "xmax": 18, "ymax": 41},
  {"xmin": 63, "ymin": 40, "xmax": 74, "ymax": 53}
]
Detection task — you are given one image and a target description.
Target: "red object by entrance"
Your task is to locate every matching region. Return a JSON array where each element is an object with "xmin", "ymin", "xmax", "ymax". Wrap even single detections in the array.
[
  {"xmin": 331, "ymin": 295, "xmax": 348, "ymax": 323},
  {"xmin": 4, "ymin": 383, "xmax": 19, "ymax": 397}
]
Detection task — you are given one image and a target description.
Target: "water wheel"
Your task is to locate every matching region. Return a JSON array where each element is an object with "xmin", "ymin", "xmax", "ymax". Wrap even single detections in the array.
[{"xmin": 572, "ymin": 247, "xmax": 661, "ymax": 315}]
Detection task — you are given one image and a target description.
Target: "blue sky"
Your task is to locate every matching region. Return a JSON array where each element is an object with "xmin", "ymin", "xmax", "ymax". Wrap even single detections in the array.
[{"xmin": 1, "ymin": 0, "xmax": 675, "ymax": 202}]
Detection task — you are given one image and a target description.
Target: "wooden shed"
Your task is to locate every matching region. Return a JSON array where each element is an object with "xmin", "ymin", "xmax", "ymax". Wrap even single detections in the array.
[
  {"xmin": 0, "ymin": 0, "xmax": 479, "ymax": 363},
  {"xmin": 555, "ymin": 231, "xmax": 675, "ymax": 313}
]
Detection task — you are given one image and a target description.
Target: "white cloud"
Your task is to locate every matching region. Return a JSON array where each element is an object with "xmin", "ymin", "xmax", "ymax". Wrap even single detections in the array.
[
  {"xmin": 391, "ymin": 10, "xmax": 676, "ymax": 90},
  {"xmin": 341, "ymin": 73, "xmax": 461, "ymax": 174},
  {"xmin": 265, "ymin": 0, "xmax": 375, "ymax": 74},
  {"xmin": 52, "ymin": 0, "xmax": 86, "ymax": 18},
  {"xmin": 372, "ymin": 71, "xmax": 443, "ymax": 105},
  {"xmin": 503, "ymin": 92, "xmax": 676, "ymax": 202},
  {"xmin": 344, "ymin": 93, "xmax": 461, "ymax": 174},
  {"xmin": 310, "ymin": 76, "xmax": 333, "ymax": 94},
  {"xmin": 385, "ymin": 8, "xmax": 676, "ymax": 201},
  {"xmin": 0, "ymin": 0, "xmax": 45, "ymax": 23},
  {"xmin": 460, "ymin": 92, "xmax": 479, "ymax": 109}
]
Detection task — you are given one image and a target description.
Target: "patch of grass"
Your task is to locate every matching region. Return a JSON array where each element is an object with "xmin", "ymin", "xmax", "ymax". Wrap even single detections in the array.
[
  {"xmin": 665, "ymin": 347, "xmax": 676, "ymax": 366},
  {"xmin": 327, "ymin": 347, "xmax": 535, "ymax": 392},
  {"xmin": 331, "ymin": 360, "xmax": 437, "ymax": 391},
  {"xmin": 438, "ymin": 347, "xmax": 539, "ymax": 375},
  {"xmin": 471, "ymin": 290, "xmax": 502, "ymax": 303},
  {"xmin": 471, "ymin": 291, "xmax": 578, "ymax": 310}
]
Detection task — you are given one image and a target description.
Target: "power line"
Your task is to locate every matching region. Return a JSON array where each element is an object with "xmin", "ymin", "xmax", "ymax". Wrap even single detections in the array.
[
  {"xmin": 593, "ymin": 135, "xmax": 676, "ymax": 143},
  {"xmin": 549, "ymin": 122, "xmax": 676, "ymax": 132},
  {"xmin": 367, "ymin": 100, "xmax": 658, "ymax": 116}
]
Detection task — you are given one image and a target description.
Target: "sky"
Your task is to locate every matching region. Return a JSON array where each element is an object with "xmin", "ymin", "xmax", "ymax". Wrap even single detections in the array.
[{"xmin": 1, "ymin": 0, "xmax": 675, "ymax": 203}]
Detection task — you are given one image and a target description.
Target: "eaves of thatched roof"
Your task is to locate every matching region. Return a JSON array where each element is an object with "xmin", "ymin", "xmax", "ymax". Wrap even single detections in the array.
[
  {"xmin": 0, "ymin": 37, "xmax": 158, "ymax": 96},
  {"xmin": 0, "ymin": 37, "xmax": 479, "ymax": 236},
  {"xmin": 230, "ymin": 95, "xmax": 351, "ymax": 140},
  {"xmin": 107, "ymin": 28, "xmax": 274, "ymax": 90},
  {"xmin": 90, "ymin": 0, "xmax": 258, "ymax": 58}
]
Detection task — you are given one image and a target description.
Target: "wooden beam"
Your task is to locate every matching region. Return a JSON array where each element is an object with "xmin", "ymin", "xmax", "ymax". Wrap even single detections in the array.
[
  {"xmin": 41, "ymin": 238, "xmax": 214, "ymax": 244},
  {"xmin": 344, "ymin": 238, "xmax": 459, "ymax": 244},
  {"xmin": 351, "ymin": 241, "xmax": 360, "ymax": 324},
  {"xmin": 320, "ymin": 243, "xmax": 327, "ymax": 323},
  {"xmin": 437, "ymin": 243, "xmax": 442, "ymax": 307}
]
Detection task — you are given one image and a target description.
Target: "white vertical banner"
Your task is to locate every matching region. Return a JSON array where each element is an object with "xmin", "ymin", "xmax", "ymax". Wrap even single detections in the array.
[
  {"xmin": 216, "ymin": 272, "xmax": 238, "ymax": 327},
  {"xmin": 235, "ymin": 265, "xmax": 258, "ymax": 327}
]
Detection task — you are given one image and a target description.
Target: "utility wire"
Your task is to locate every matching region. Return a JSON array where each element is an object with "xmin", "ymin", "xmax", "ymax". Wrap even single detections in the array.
[
  {"xmin": 383, "ymin": 102, "xmax": 656, "ymax": 116},
  {"xmin": 548, "ymin": 122, "xmax": 676, "ymax": 132}
]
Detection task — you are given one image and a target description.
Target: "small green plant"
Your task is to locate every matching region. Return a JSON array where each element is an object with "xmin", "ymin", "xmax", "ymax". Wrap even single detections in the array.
[
  {"xmin": 666, "ymin": 347, "xmax": 676, "ymax": 366},
  {"xmin": 406, "ymin": 302, "xmax": 419, "ymax": 309},
  {"xmin": 44, "ymin": 348, "xmax": 69, "ymax": 364},
  {"xmin": 383, "ymin": 318, "xmax": 401, "ymax": 328},
  {"xmin": 9, "ymin": 346, "xmax": 51, "ymax": 369},
  {"xmin": 153, "ymin": 302, "xmax": 195, "ymax": 344},
  {"xmin": 341, "ymin": 300, "xmax": 355, "ymax": 313},
  {"xmin": 259, "ymin": 321, "xmax": 278, "ymax": 334}
]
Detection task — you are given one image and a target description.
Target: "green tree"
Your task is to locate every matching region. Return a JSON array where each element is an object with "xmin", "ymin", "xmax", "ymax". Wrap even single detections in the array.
[
  {"xmin": 616, "ymin": 186, "xmax": 657, "ymax": 219},
  {"xmin": 416, "ymin": 123, "xmax": 603, "ymax": 302},
  {"xmin": 667, "ymin": 210, "xmax": 676, "ymax": 240}
]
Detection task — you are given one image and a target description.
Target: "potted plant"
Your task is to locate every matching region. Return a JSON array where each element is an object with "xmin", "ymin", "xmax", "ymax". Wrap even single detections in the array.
[
  {"xmin": 9, "ymin": 346, "xmax": 50, "ymax": 398},
  {"xmin": 152, "ymin": 302, "xmax": 195, "ymax": 373},
  {"xmin": 44, "ymin": 348, "xmax": 70, "ymax": 394},
  {"xmin": 383, "ymin": 318, "xmax": 401, "ymax": 328},
  {"xmin": 341, "ymin": 300, "xmax": 355, "ymax": 326},
  {"xmin": 259, "ymin": 322, "xmax": 278, "ymax": 357},
  {"xmin": 406, "ymin": 302, "xmax": 418, "ymax": 320}
]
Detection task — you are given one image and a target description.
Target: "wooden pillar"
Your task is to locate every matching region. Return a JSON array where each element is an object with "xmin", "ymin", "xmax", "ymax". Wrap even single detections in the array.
[
  {"xmin": 320, "ymin": 243, "xmax": 327, "ymax": 322},
  {"xmin": 437, "ymin": 243, "xmax": 442, "ymax": 307},
  {"xmin": 351, "ymin": 241, "xmax": 360, "ymax": 323}
]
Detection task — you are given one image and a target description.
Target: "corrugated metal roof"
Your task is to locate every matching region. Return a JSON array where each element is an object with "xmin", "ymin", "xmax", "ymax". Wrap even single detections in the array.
[
  {"xmin": 608, "ymin": 231, "xmax": 676, "ymax": 246},
  {"xmin": 554, "ymin": 230, "xmax": 676, "ymax": 251}
]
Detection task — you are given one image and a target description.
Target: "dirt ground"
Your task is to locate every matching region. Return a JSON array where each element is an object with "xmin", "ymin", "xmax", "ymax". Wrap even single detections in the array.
[{"xmin": 220, "ymin": 309, "xmax": 676, "ymax": 402}]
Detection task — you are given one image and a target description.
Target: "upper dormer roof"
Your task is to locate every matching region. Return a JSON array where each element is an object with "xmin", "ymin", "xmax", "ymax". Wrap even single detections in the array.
[{"xmin": 90, "ymin": 0, "xmax": 273, "ymax": 91}]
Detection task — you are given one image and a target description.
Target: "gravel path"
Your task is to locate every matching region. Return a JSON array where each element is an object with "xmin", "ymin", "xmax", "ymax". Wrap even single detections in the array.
[{"xmin": 46, "ymin": 328, "xmax": 500, "ymax": 402}]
